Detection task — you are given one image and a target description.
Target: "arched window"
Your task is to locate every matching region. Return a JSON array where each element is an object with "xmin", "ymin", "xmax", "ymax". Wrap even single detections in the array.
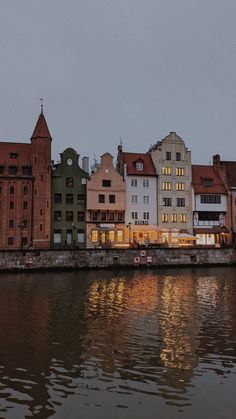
[
  {"xmin": 24, "ymin": 186, "xmax": 28, "ymax": 195},
  {"xmin": 10, "ymin": 186, "xmax": 14, "ymax": 195}
]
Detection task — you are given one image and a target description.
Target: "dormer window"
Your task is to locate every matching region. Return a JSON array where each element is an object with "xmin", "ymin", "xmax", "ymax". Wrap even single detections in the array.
[
  {"xmin": 136, "ymin": 161, "xmax": 143, "ymax": 171},
  {"xmin": 203, "ymin": 178, "xmax": 213, "ymax": 187}
]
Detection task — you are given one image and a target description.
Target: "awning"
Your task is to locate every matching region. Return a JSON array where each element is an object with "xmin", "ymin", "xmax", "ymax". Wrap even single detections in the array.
[
  {"xmin": 194, "ymin": 227, "xmax": 229, "ymax": 234},
  {"xmin": 130, "ymin": 224, "xmax": 159, "ymax": 232}
]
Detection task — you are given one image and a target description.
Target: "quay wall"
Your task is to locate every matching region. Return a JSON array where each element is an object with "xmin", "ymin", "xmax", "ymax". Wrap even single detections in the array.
[{"xmin": 0, "ymin": 247, "xmax": 236, "ymax": 271}]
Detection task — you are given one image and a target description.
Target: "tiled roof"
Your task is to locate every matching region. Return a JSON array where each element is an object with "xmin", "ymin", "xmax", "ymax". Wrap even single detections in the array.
[
  {"xmin": 221, "ymin": 161, "xmax": 236, "ymax": 187},
  {"xmin": 31, "ymin": 112, "xmax": 52, "ymax": 139},
  {"xmin": 192, "ymin": 165, "xmax": 227, "ymax": 194},
  {"xmin": 121, "ymin": 152, "xmax": 156, "ymax": 176}
]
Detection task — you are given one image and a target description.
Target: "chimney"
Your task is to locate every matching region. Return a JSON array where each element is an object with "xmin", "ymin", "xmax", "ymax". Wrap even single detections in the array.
[
  {"xmin": 213, "ymin": 154, "xmax": 221, "ymax": 166},
  {"xmin": 82, "ymin": 156, "xmax": 89, "ymax": 174}
]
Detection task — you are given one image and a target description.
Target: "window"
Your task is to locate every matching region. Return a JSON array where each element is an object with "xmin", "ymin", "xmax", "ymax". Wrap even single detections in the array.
[
  {"xmin": 66, "ymin": 211, "xmax": 73, "ymax": 222},
  {"xmin": 23, "ymin": 201, "xmax": 28, "ymax": 209},
  {"xmin": 9, "ymin": 166, "xmax": 17, "ymax": 175},
  {"xmin": 22, "ymin": 237, "xmax": 27, "ymax": 246},
  {"xmin": 176, "ymin": 182, "xmax": 185, "ymax": 191},
  {"xmin": 109, "ymin": 212, "xmax": 114, "ymax": 221},
  {"xmin": 162, "ymin": 214, "xmax": 168, "ymax": 222},
  {"xmin": 143, "ymin": 196, "xmax": 149, "ymax": 204},
  {"xmin": 162, "ymin": 182, "xmax": 171, "ymax": 190},
  {"xmin": 101, "ymin": 211, "xmax": 106, "ymax": 221},
  {"xmin": 0, "ymin": 166, "xmax": 4, "ymax": 174},
  {"xmin": 162, "ymin": 167, "xmax": 171, "ymax": 175},
  {"xmin": 78, "ymin": 194, "xmax": 85, "ymax": 204},
  {"xmin": 22, "ymin": 166, "xmax": 32, "ymax": 175},
  {"xmin": 131, "ymin": 179, "xmax": 137, "ymax": 187},
  {"xmin": 91, "ymin": 211, "xmax": 98, "ymax": 221},
  {"xmin": 180, "ymin": 214, "xmax": 186, "ymax": 222},
  {"xmin": 8, "ymin": 237, "xmax": 14, "ymax": 245},
  {"xmin": 118, "ymin": 211, "xmax": 124, "ymax": 221},
  {"xmin": 109, "ymin": 195, "xmax": 116, "ymax": 204},
  {"xmin": 177, "ymin": 198, "xmax": 185, "ymax": 207},
  {"xmin": 98, "ymin": 194, "xmax": 105, "ymax": 203},
  {"xmin": 200, "ymin": 195, "xmax": 221, "ymax": 204},
  {"xmin": 132, "ymin": 195, "xmax": 138, "ymax": 203},
  {"xmin": 136, "ymin": 162, "xmax": 143, "ymax": 171},
  {"xmin": 54, "ymin": 193, "xmax": 62, "ymax": 204},
  {"xmin": 40, "ymin": 209, "xmax": 43, "ymax": 216},
  {"xmin": 40, "ymin": 224, "xmax": 42, "ymax": 231},
  {"xmin": 176, "ymin": 152, "xmax": 181, "ymax": 161},
  {"xmin": 66, "ymin": 194, "xmax": 73, "ymax": 204},
  {"xmin": 132, "ymin": 212, "xmax": 138, "ymax": 220},
  {"xmin": 92, "ymin": 230, "xmax": 98, "ymax": 242},
  {"xmin": 143, "ymin": 179, "xmax": 149, "ymax": 187},
  {"xmin": 54, "ymin": 211, "xmax": 62, "ymax": 221},
  {"xmin": 166, "ymin": 152, "xmax": 171, "ymax": 160},
  {"xmin": 9, "ymin": 220, "xmax": 14, "ymax": 228},
  {"xmin": 198, "ymin": 212, "xmax": 219, "ymax": 221},
  {"xmin": 24, "ymin": 186, "xmax": 28, "ymax": 195},
  {"xmin": 171, "ymin": 214, "xmax": 177, "ymax": 222},
  {"xmin": 23, "ymin": 220, "xmax": 27, "ymax": 228},
  {"xmin": 77, "ymin": 230, "xmax": 85, "ymax": 243},
  {"xmin": 10, "ymin": 201, "xmax": 14, "ymax": 210},
  {"xmin": 77, "ymin": 211, "xmax": 85, "ymax": 221},
  {"xmin": 66, "ymin": 177, "xmax": 73, "ymax": 187},
  {"xmin": 163, "ymin": 197, "xmax": 172, "ymax": 206},
  {"xmin": 143, "ymin": 212, "xmax": 149, "ymax": 220},
  {"xmin": 10, "ymin": 186, "xmax": 14, "ymax": 195},
  {"xmin": 54, "ymin": 229, "xmax": 61, "ymax": 244},
  {"xmin": 108, "ymin": 230, "xmax": 115, "ymax": 242},
  {"xmin": 176, "ymin": 167, "xmax": 184, "ymax": 176},
  {"xmin": 10, "ymin": 153, "xmax": 18, "ymax": 159},
  {"xmin": 203, "ymin": 178, "xmax": 213, "ymax": 187},
  {"xmin": 102, "ymin": 179, "xmax": 111, "ymax": 187},
  {"xmin": 117, "ymin": 230, "xmax": 123, "ymax": 242}
]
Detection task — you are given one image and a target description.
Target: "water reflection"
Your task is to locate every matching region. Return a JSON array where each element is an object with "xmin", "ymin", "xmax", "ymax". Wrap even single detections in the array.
[{"xmin": 0, "ymin": 268, "xmax": 235, "ymax": 418}]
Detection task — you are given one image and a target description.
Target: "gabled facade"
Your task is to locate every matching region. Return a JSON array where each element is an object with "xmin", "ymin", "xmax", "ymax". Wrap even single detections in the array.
[
  {"xmin": 0, "ymin": 109, "xmax": 51, "ymax": 249},
  {"xmin": 86, "ymin": 153, "xmax": 126, "ymax": 247},
  {"xmin": 117, "ymin": 146, "xmax": 158, "ymax": 245},
  {"xmin": 148, "ymin": 132, "xmax": 192, "ymax": 244},
  {"xmin": 192, "ymin": 164, "xmax": 231, "ymax": 245},
  {"xmin": 52, "ymin": 148, "xmax": 89, "ymax": 248}
]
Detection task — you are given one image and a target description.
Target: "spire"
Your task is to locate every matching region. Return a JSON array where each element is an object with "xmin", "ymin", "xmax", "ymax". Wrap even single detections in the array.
[{"xmin": 31, "ymin": 109, "xmax": 52, "ymax": 140}]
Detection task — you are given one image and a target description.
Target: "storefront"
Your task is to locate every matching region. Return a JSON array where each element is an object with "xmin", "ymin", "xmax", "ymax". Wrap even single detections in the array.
[
  {"xmin": 129, "ymin": 224, "xmax": 159, "ymax": 246},
  {"xmin": 87, "ymin": 223, "xmax": 126, "ymax": 247},
  {"xmin": 194, "ymin": 227, "xmax": 229, "ymax": 246}
]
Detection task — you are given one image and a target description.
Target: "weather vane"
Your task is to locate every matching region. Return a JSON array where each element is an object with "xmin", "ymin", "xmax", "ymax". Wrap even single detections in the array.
[{"xmin": 40, "ymin": 97, "xmax": 43, "ymax": 113}]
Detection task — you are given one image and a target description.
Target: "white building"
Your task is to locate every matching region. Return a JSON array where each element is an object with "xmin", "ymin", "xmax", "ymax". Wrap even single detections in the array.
[{"xmin": 117, "ymin": 146, "xmax": 158, "ymax": 245}]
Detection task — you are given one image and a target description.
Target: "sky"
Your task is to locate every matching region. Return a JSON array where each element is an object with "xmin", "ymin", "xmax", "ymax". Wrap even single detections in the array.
[{"xmin": 0, "ymin": 0, "xmax": 236, "ymax": 166}]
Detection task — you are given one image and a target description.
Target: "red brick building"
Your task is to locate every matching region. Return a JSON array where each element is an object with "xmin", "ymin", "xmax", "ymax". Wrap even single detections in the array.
[{"xmin": 0, "ymin": 110, "xmax": 52, "ymax": 249}]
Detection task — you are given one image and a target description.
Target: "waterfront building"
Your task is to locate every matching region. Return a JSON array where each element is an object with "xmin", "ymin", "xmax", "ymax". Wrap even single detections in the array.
[
  {"xmin": 86, "ymin": 153, "xmax": 126, "ymax": 247},
  {"xmin": 213, "ymin": 154, "xmax": 235, "ymax": 243},
  {"xmin": 192, "ymin": 164, "xmax": 231, "ymax": 245},
  {"xmin": 52, "ymin": 148, "xmax": 89, "ymax": 248},
  {"xmin": 148, "ymin": 132, "xmax": 192, "ymax": 245},
  {"xmin": 116, "ymin": 146, "xmax": 158, "ymax": 245},
  {"xmin": 0, "ymin": 109, "xmax": 52, "ymax": 249}
]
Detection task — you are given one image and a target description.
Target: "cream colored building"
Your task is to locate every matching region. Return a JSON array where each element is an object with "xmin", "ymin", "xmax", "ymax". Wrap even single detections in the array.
[
  {"xmin": 86, "ymin": 153, "xmax": 126, "ymax": 247},
  {"xmin": 148, "ymin": 132, "xmax": 193, "ymax": 244}
]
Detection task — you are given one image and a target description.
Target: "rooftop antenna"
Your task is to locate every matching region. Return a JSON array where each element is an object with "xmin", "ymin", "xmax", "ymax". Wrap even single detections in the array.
[{"xmin": 40, "ymin": 97, "xmax": 43, "ymax": 114}]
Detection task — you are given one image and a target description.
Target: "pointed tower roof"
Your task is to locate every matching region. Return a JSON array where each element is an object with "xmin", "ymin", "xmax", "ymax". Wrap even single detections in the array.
[{"xmin": 31, "ymin": 108, "xmax": 52, "ymax": 140}]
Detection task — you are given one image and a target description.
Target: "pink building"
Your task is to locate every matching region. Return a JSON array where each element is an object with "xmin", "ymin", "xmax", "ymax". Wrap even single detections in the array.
[{"xmin": 86, "ymin": 153, "xmax": 126, "ymax": 247}]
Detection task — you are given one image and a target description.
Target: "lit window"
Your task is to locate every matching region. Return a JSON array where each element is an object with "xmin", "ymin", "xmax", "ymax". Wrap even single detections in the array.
[
  {"xmin": 109, "ymin": 230, "xmax": 115, "ymax": 242},
  {"xmin": 176, "ymin": 167, "xmax": 184, "ymax": 176},
  {"xmin": 162, "ymin": 167, "xmax": 171, "ymax": 175},
  {"xmin": 176, "ymin": 182, "xmax": 185, "ymax": 191},
  {"xmin": 92, "ymin": 230, "xmax": 98, "ymax": 242},
  {"xmin": 162, "ymin": 182, "xmax": 171, "ymax": 190},
  {"xmin": 171, "ymin": 214, "xmax": 177, "ymax": 222},
  {"xmin": 117, "ymin": 230, "xmax": 123, "ymax": 242},
  {"xmin": 180, "ymin": 214, "xmax": 186, "ymax": 222},
  {"xmin": 162, "ymin": 214, "xmax": 168, "ymax": 222}
]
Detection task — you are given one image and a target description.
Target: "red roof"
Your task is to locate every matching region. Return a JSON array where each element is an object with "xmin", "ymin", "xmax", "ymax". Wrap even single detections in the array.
[
  {"xmin": 221, "ymin": 161, "xmax": 236, "ymax": 187},
  {"xmin": 31, "ymin": 112, "xmax": 52, "ymax": 139},
  {"xmin": 121, "ymin": 152, "xmax": 156, "ymax": 176},
  {"xmin": 192, "ymin": 165, "xmax": 227, "ymax": 194}
]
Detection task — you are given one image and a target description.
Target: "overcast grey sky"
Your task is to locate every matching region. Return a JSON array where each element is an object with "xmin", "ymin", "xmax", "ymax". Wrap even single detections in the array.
[{"xmin": 0, "ymin": 0, "xmax": 235, "ymax": 164}]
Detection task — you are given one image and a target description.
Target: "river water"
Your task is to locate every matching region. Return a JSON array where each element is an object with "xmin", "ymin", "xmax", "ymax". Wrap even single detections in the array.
[{"xmin": 0, "ymin": 267, "xmax": 235, "ymax": 419}]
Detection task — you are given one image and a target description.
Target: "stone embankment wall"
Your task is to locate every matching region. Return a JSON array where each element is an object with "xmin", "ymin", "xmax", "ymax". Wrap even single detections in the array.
[{"xmin": 0, "ymin": 247, "xmax": 236, "ymax": 271}]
